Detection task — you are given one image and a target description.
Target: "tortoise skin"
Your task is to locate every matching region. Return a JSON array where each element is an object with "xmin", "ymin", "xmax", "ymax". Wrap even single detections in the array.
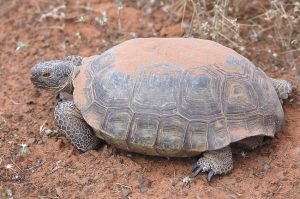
[{"xmin": 73, "ymin": 38, "xmax": 284, "ymax": 157}]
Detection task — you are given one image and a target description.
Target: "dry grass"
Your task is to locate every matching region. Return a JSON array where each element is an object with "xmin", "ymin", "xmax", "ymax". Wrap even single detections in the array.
[{"xmin": 170, "ymin": 0, "xmax": 300, "ymax": 72}]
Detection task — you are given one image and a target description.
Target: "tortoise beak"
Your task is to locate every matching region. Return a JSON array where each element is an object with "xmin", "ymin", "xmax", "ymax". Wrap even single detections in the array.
[
  {"xmin": 30, "ymin": 67, "xmax": 40, "ymax": 86},
  {"xmin": 30, "ymin": 63, "xmax": 46, "ymax": 88}
]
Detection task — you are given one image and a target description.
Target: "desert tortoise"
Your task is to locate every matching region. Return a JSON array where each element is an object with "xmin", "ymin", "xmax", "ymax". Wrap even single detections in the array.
[{"xmin": 31, "ymin": 38, "xmax": 292, "ymax": 181}]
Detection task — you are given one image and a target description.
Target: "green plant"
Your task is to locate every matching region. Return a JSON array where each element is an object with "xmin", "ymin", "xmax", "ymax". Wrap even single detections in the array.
[
  {"xmin": 16, "ymin": 41, "xmax": 28, "ymax": 51},
  {"xmin": 19, "ymin": 143, "xmax": 29, "ymax": 157},
  {"xmin": 95, "ymin": 11, "xmax": 109, "ymax": 26},
  {"xmin": 77, "ymin": 15, "xmax": 86, "ymax": 23}
]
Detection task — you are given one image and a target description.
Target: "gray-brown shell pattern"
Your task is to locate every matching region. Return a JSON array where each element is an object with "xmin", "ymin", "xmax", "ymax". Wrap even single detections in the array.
[{"xmin": 73, "ymin": 38, "xmax": 284, "ymax": 157}]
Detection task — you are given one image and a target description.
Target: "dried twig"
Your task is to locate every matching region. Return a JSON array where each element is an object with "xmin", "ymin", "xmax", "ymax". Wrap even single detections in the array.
[
  {"xmin": 39, "ymin": 5, "xmax": 66, "ymax": 22},
  {"xmin": 220, "ymin": 183, "xmax": 242, "ymax": 197},
  {"xmin": 116, "ymin": 183, "xmax": 132, "ymax": 190},
  {"xmin": 25, "ymin": 159, "xmax": 46, "ymax": 172},
  {"xmin": 271, "ymin": 185, "xmax": 282, "ymax": 199},
  {"xmin": 46, "ymin": 160, "xmax": 63, "ymax": 175}
]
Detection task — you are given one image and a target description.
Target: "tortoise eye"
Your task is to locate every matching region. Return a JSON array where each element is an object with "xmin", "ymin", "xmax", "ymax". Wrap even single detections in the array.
[{"xmin": 42, "ymin": 72, "xmax": 51, "ymax": 77}]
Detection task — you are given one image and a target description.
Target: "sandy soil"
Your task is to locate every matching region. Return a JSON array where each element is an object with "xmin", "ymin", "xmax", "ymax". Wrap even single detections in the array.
[{"xmin": 0, "ymin": 1, "xmax": 299, "ymax": 198}]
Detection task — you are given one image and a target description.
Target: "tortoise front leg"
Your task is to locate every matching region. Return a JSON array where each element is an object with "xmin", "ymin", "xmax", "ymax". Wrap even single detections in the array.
[
  {"xmin": 54, "ymin": 100, "xmax": 101, "ymax": 152},
  {"xmin": 192, "ymin": 146, "xmax": 233, "ymax": 182}
]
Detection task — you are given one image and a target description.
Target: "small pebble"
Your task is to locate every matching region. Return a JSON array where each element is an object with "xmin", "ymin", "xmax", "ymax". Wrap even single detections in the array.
[
  {"xmin": 14, "ymin": 114, "xmax": 23, "ymax": 121},
  {"xmin": 37, "ymin": 140, "xmax": 44, "ymax": 145},
  {"xmin": 276, "ymin": 171, "xmax": 287, "ymax": 181},
  {"xmin": 41, "ymin": 128, "xmax": 54, "ymax": 136},
  {"xmin": 122, "ymin": 188, "xmax": 132, "ymax": 197},
  {"xmin": 27, "ymin": 138, "xmax": 36, "ymax": 145},
  {"xmin": 137, "ymin": 174, "xmax": 149, "ymax": 193},
  {"xmin": 55, "ymin": 187, "xmax": 63, "ymax": 198},
  {"xmin": 263, "ymin": 163, "xmax": 270, "ymax": 171},
  {"xmin": 139, "ymin": 181, "xmax": 148, "ymax": 193}
]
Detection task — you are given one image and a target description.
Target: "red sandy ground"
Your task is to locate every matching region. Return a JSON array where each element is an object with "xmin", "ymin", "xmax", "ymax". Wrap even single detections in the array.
[{"xmin": 0, "ymin": 1, "xmax": 299, "ymax": 198}]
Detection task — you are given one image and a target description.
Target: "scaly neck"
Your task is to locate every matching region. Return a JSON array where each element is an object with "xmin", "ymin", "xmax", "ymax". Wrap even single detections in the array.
[{"xmin": 56, "ymin": 65, "xmax": 80, "ymax": 94}]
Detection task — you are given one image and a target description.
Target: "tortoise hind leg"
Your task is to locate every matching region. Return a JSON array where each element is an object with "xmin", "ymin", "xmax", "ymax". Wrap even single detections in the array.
[
  {"xmin": 54, "ymin": 100, "xmax": 101, "ymax": 152},
  {"xmin": 270, "ymin": 78, "xmax": 292, "ymax": 103},
  {"xmin": 192, "ymin": 146, "xmax": 233, "ymax": 182}
]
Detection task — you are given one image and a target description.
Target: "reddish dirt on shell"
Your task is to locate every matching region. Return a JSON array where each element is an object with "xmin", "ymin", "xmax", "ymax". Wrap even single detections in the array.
[{"xmin": 0, "ymin": 1, "xmax": 299, "ymax": 199}]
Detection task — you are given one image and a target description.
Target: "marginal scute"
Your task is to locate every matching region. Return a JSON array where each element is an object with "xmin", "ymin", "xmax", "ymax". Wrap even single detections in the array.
[
  {"xmin": 90, "ymin": 50, "xmax": 114, "ymax": 73},
  {"xmin": 185, "ymin": 121, "xmax": 208, "ymax": 152},
  {"xmin": 207, "ymin": 119, "xmax": 230, "ymax": 150},
  {"xmin": 102, "ymin": 108, "xmax": 133, "ymax": 150},
  {"xmin": 155, "ymin": 115, "xmax": 188, "ymax": 156},
  {"xmin": 264, "ymin": 115, "xmax": 276, "ymax": 136},
  {"xmin": 219, "ymin": 54, "xmax": 253, "ymax": 77},
  {"xmin": 246, "ymin": 115, "xmax": 265, "ymax": 136},
  {"xmin": 103, "ymin": 108, "xmax": 132, "ymax": 139},
  {"xmin": 227, "ymin": 119, "xmax": 247, "ymax": 142},
  {"xmin": 81, "ymin": 102, "xmax": 107, "ymax": 130},
  {"xmin": 274, "ymin": 103, "xmax": 284, "ymax": 131},
  {"xmin": 253, "ymin": 68, "xmax": 278, "ymax": 112},
  {"xmin": 128, "ymin": 114, "xmax": 160, "ymax": 155}
]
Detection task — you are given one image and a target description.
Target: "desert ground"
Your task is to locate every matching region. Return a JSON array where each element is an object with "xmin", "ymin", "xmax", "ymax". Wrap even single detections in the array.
[{"xmin": 0, "ymin": 0, "xmax": 299, "ymax": 198}]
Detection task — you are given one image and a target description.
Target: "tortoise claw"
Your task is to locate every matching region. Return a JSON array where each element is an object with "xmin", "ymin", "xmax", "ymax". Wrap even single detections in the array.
[
  {"xmin": 207, "ymin": 170, "xmax": 214, "ymax": 183},
  {"xmin": 192, "ymin": 163, "xmax": 215, "ymax": 183},
  {"xmin": 192, "ymin": 164, "xmax": 202, "ymax": 177}
]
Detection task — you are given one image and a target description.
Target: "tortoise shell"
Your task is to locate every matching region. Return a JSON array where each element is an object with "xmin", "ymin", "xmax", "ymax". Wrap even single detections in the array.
[{"xmin": 73, "ymin": 38, "xmax": 284, "ymax": 157}]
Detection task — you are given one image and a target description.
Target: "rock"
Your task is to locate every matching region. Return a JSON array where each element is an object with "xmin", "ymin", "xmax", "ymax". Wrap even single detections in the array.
[
  {"xmin": 276, "ymin": 171, "xmax": 287, "ymax": 181},
  {"xmin": 37, "ymin": 140, "xmax": 44, "ymax": 145},
  {"xmin": 42, "ymin": 128, "xmax": 55, "ymax": 136},
  {"xmin": 27, "ymin": 138, "xmax": 36, "ymax": 146},
  {"xmin": 55, "ymin": 187, "xmax": 63, "ymax": 198},
  {"xmin": 138, "ymin": 175, "xmax": 149, "ymax": 193},
  {"xmin": 132, "ymin": 172, "xmax": 149, "ymax": 193},
  {"xmin": 14, "ymin": 114, "xmax": 23, "ymax": 121},
  {"xmin": 263, "ymin": 163, "xmax": 270, "ymax": 171},
  {"xmin": 122, "ymin": 188, "xmax": 132, "ymax": 198}
]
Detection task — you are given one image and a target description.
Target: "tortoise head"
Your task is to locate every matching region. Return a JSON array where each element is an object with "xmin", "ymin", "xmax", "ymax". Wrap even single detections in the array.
[{"xmin": 31, "ymin": 55, "xmax": 82, "ymax": 93}]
